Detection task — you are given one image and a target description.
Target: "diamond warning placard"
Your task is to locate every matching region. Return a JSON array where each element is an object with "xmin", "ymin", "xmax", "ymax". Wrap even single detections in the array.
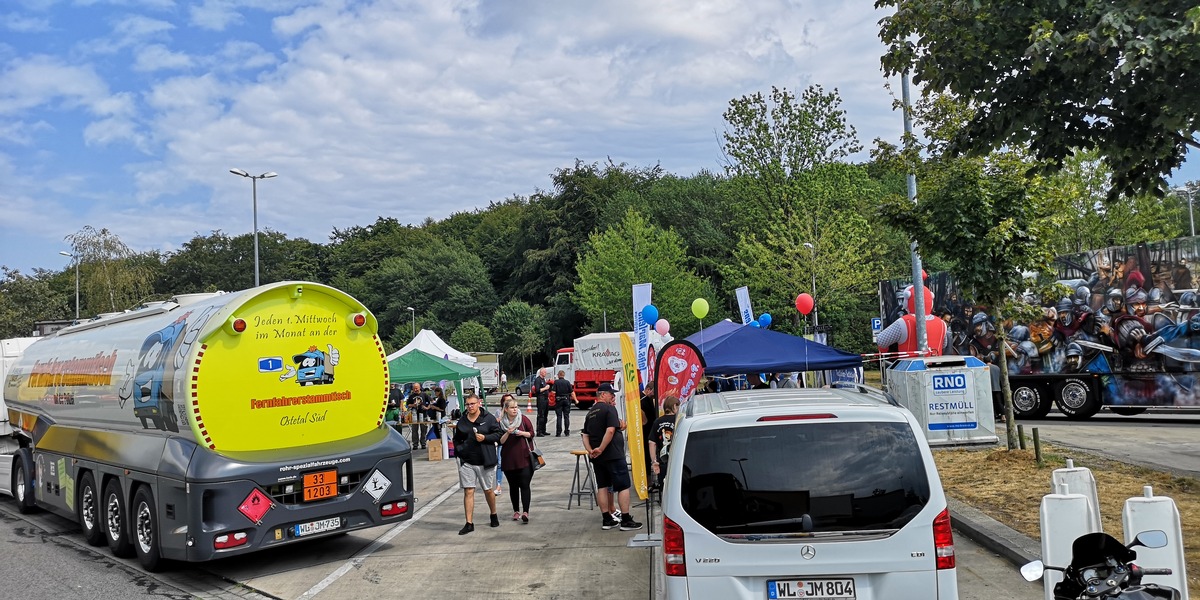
[
  {"xmin": 362, "ymin": 470, "xmax": 391, "ymax": 502},
  {"xmin": 238, "ymin": 488, "xmax": 273, "ymax": 523}
]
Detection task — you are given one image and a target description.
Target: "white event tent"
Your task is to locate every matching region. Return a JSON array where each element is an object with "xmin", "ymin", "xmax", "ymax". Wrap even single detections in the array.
[{"xmin": 386, "ymin": 329, "xmax": 477, "ymax": 367}]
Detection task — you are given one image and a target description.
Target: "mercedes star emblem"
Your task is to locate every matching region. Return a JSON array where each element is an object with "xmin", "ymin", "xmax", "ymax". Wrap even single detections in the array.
[{"xmin": 800, "ymin": 544, "xmax": 816, "ymax": 560}]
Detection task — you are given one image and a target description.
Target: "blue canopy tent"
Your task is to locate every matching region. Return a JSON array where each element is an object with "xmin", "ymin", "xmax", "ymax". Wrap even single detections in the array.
[
  {"xmin": 696, "ymin": 325, "xmax": 863, "ymax": 375},
  {"xmin": 683, "ymin": 319, "xmax": 741, "ymax": 347}
]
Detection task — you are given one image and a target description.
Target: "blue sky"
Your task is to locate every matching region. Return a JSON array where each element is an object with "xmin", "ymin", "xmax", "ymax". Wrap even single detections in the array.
[{"xmin": 2, "ymin": 0, "xmax": 1198, "ymax": 276}]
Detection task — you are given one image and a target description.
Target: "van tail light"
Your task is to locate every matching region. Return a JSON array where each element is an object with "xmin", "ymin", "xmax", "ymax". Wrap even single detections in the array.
[
  {"xmin": 933, "ymin": 508, "xmax": 955, "ymax": 570},
  {"xmin": 664, "ymin": 516, "xmax": 687, "ymax": 576}
]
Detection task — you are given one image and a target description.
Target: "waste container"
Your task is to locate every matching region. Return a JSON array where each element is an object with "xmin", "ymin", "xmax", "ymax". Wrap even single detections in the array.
[{"xmin": 885, "ymin": 355, "xmax": 998, "ymax": 446}]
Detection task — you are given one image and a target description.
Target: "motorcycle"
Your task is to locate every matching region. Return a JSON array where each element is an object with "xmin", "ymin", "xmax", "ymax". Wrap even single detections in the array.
[{"xmin": 1020, "ymin": 529, "xmax": 1181, "ymax": 599}]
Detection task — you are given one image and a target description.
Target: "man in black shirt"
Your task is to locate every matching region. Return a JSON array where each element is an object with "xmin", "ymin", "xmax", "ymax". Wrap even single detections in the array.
[
  {"xmin": 533, "ymin": 369, "xmax": 550, "ymax": 437},
  {"xmin": 406, "ymin": 382, "xmax": 430, "ymax": 449},
  {"xmin": 553, "ymin": 369, "xmax": 574, "ymax": 436},
  {"xmin": 581, "ymin": 383, "xmax": 642, "ymax": 531}
]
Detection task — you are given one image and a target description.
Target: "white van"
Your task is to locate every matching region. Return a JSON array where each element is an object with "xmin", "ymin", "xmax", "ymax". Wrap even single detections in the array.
[{"xmin": 660, "ymin": 385, "xmax": 958, "ymax": 600}]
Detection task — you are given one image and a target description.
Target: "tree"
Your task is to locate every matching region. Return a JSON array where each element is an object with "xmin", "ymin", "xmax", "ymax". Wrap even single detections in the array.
[
  {"xmin": 450, "ymin": 320, "xmax": 494, "ymax": 353},
  {"xmin": 64, "ymin": 226, "xmax": 154, "ymax": 315},
  {"xmin": 0, "ymin": 268, "xmax": 68, "ymax": 337},
  {"xmin": 574, "ymin": 209, "xmax": 714, "ymax": 336},
  {"xmin": 880, "ymin": 152, "xmax": 1059, "ymax": 449},
  {"xmin": 490, "ymin": 300, "xmax": 550, "ymax": 375},
  {"xmin": 721, "ymin": 85, "xmax": 862, "ymax": 224},
  {"xmin": 878, "ymin": 0, "xmax": 1200, "ymax": 199},
  {"xmin": 724, "ymin": 164, "xmax": 888, "ymax": 352}
]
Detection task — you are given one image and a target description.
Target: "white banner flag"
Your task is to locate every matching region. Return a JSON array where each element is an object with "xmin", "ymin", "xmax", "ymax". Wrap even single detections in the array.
[
  {"xmin": 735, "ymin": 286, "xmax": 754, "ymax": 325},
  {"xmin": 632, "ymin": 283, "xmax": 653, "ymax": 383}
]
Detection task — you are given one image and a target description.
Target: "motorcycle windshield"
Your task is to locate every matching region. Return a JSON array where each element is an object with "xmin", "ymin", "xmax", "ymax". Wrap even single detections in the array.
[{"xmin": 1070, "ymin": 532, "xmax": 1137, "ymax": 567}]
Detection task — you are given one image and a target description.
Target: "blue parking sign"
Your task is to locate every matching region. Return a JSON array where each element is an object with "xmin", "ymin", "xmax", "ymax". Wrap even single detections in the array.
[{"xmin": 871, "ymin": 317, "xmax": 882, "ymax": 331}]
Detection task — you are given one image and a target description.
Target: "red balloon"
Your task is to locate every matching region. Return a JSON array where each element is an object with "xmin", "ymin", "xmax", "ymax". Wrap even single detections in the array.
[{"xmin": 795, "ymin": 293, "xmax": 814, "ymax": 315}]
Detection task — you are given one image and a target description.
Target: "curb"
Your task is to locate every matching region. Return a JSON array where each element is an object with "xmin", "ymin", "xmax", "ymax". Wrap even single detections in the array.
[{"xmin": 948, "ymin": 496, "xmax": 1041, "ymax": 567}]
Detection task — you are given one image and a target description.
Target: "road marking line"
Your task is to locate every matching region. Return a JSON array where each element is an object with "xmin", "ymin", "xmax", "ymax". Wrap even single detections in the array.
[{"xmin": 296, "ymin": 483, "xmax": 460, "ymax": 599}]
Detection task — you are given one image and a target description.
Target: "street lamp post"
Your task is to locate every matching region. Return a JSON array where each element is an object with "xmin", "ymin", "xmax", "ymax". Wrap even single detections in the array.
[
  {"xmin": 229, "ymin": 168, "xmax": 278, "ymax": 287},
  {"xmin": 58, "ymin": 251, "xmax": 79, "ymax": 322},
  {"xmin": 1174, "ymin": 186, "xmax": 1195, "ymax": 237},
  {"xmin": 406, "ymin": 306, "xmax": 415, "ymax": 338},
  {"xmin": 802, "ymin": 242, "xmax": 818, "ymax": 328}
]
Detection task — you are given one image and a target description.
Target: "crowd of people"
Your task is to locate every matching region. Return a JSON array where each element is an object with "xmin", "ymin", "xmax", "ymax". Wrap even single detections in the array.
[{"xmin": 386, "ymin": 368, "xmax": 674, "ymax": 536}]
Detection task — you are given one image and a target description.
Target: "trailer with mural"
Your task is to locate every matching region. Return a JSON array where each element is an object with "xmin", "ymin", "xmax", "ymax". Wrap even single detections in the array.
[
  {"xmin": 0, "ymin": 281, "xmax": 414, "ymax": 571},
  {"xmin": 879, "ymin": 236, "xmax": 1200, "ymax": 420}
]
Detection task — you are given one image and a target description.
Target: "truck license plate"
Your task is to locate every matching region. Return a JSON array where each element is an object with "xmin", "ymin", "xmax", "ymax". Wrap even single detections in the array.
[
  {"xmin": 294, "ymin": 517, "xmax": 341, "ymax": 537},
  {"xmin": 767, "ymin": 578, "xmax": 855, "ymax": 599},
  {"xmin": 303, "ymin": 469, "xmax": 337, "ymax": 502}
]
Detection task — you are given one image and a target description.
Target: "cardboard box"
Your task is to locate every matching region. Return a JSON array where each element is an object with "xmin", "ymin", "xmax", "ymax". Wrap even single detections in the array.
[{"xmin": 427, "ymin": 438, "xmax": 442, "ymax": 461}]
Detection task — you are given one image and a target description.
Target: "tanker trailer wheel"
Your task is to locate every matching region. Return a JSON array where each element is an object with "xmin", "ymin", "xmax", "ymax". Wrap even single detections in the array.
[
  {"xmin": 132, "ymin": 487, "xmax": 163, "ymax": 572},
  {"xmin": 1055, "ymin": 378, "xmax": 1100, "ymax": 420},
  {"xmin": 11, "ymin": 449, "xmax": 37, "ymax": 514},
  {"xmin": 77, "ymin": 472, "xmax": 105, "ymax": 546},
  {"xmin": 1011, "ymin": 384, "xmax": 1051, "ymax": 419},
  {"xmin": 103, "ymin": 479, "xmax": 135, "ymax": 558}
]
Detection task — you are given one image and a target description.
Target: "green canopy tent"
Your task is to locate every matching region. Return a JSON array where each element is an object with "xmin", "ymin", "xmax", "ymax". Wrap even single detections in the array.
[{"xmin": 388, "ymin": 349, "xmax": 481, "ymax": 384}]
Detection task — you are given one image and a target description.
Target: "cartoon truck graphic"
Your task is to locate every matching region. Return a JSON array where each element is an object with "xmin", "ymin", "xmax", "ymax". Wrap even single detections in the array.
[{"xmin": 282, "ymin": 344, "xmax": 340, "ymax": 386}]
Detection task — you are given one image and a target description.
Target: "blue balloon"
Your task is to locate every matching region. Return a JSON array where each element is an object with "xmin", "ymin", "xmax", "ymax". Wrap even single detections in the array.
[
  {"xmin": 759, "ymin": 313, "xmax": 773, "ymax": 328},
  {"xmin": 642, "ymin": 304, "xmax": 659, "ymax": 326},
  {"xmin": 749, "ymin": 320, "xmax": 761, "ymax": 328}
]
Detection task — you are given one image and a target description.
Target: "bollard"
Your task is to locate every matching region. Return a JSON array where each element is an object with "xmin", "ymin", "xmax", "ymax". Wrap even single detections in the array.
[
  {"xmin": 1033, "ymin": 427, "xmax": 1043, "ymax": 467},
  {"xmin": 1018, "ymin": 424, "xmax": 1026, "ymax": 450}
]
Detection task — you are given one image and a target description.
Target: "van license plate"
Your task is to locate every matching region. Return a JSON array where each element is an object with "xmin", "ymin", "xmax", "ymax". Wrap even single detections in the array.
[
  {"xmin": 767, "ymin": 578, "xmax": 855, "ymax": 599},
  {"xmin": 294, "ymin": 517, "xmax": 341, "ymax": 537}
]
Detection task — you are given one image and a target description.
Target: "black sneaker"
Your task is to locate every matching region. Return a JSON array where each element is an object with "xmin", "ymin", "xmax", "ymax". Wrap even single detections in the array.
[
  {"xmin": 601, "ymin": 514, "xmax": 618, "ymax": 530},
  {"xmin": 619, "ymin": 516, "xmax": 643, "ymax": 531},
  {"xmin": 489, "ymin": 514, "xmax": 500, "ymax": 528},
  {"xmin": 458, "ymin": 522, "xmax": 474, "ymax": 535}
]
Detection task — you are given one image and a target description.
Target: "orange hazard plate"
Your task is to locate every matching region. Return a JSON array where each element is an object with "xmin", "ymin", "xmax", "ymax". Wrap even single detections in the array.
[{"xmin": 303, "ymin": 469, "xmax": 337, "ymax": 502}]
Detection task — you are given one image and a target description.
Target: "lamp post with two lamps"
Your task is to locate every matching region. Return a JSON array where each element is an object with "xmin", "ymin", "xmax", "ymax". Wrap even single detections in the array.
[
  {"xmin": 1174, "ymin": 186, "xmax": 1196, "ymax": 237},
  {"xmin": 406, "ymin": 306, "xmax": 415, "ymax": 339},
  {"xmin": 59, "ymin": 251, "xmax": 79, "ymax": 322},
  {"xmin": 228, "ymin": 168, "xmax": 278, "ymax": 287},
  {"xmin": 802, "ymin": 242, "xmax": 818, "ymax": 327}
]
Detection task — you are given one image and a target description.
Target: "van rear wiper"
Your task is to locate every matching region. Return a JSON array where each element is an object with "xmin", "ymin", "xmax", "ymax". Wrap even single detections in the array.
[{"xmin": 713, "ymin": 514, "xmax": 814, "ymax": 530}]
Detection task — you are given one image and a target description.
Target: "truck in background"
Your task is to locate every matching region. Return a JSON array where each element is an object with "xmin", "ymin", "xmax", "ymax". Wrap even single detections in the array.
[
  {"xmin": 879, "ymin": 236, "xmax": 1200, "ymax": 420},
  {"xmin": 468, "ymin": 352, "xmax": 502, "ymax": 393},
  {"xmin": 554, "ymin": 331, "xmax": 670, "ymax": 409},
  {"xmin": 0, "ymin": 281, "xmax": 414, "ymax": 571}
]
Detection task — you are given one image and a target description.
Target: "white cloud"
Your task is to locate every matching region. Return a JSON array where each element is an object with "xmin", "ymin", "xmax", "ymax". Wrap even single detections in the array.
[
  {"xmin": 1, "ymin": 12, "xmax": 52, "ymax": 32},
  {"xmin": 189, "ymin": 0, "xmax": 240, "ymax": 32},
  {"xmin": 0, "ymin": 55, "xmax": 113, "ymax": 115},
  {"xmin": 134, "ymin": 43, "xmax": 194, "ymax": 71}
]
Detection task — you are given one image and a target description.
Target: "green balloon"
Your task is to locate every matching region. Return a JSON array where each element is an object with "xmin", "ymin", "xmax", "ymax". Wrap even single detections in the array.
[{"xmin": 691, "ymin": 298, "xmax": 710, "ymax": 319}]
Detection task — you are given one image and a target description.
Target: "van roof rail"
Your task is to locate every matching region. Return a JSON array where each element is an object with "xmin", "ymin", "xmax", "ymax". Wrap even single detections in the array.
[{"xmin": 831, "ymin": 381, "xmax": 901, "ymax": 407}]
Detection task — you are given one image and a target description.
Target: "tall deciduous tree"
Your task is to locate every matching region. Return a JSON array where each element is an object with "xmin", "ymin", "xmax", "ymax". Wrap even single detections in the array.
[
  {"xmin": 878, "ymin": 0, "xmax": 1200, "ymax": 198},
  {"xmin": 64, "ymin": 226, "xmax": 154, "ymax": 315},
  {"xmin": 575, "ymin": 209, "xmax": 714, "ymax": 336},
  {"xmin": 450, "ymin": 320, "xmax": 494, "ymax": 353},
  {"xmin": 490, "ymin": 300, "xmax": 550, "ymax": 374}
]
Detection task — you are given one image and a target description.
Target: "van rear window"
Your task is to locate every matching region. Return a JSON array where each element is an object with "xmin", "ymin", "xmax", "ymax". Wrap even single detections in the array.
[{"xmin": 680, "ymin": 421, "xmax": 930, "ymax": 535}]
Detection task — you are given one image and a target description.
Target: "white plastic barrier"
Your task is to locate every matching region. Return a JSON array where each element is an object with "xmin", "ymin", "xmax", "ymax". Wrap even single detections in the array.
[
  {"xmin": 1122, "ymin": 486, "xmax": 1190, "ymax": 599},
  {"xmin": 1040, "ymin": 485, "xmax": 1100, "ymax": 600},
  {"xmin": 1051, "ymin": 460, "xmax": 1102, "ymax": 533}
]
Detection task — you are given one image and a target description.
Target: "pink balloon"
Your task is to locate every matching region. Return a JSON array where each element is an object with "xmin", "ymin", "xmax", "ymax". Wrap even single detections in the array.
[
  {"xmin": 795, "ymin": 293, "xmax": 814, "ymax": 315},
  {"xmin": 655, "ymin": 318, "xmax": 670, "ymax": 335}
]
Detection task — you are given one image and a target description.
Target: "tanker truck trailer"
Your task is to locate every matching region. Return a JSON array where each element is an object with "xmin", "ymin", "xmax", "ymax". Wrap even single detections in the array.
[{"xmin": 0, "ymin": 281, "xmax": 414, "ymax": 571}]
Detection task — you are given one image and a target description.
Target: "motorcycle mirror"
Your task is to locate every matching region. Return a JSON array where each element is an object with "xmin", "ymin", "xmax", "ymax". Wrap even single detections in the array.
[
  {"xmin": 1020, "ymin": 560, "xmax": 1045, "ymax": 582},
  {"xmin": 1131, "ymin": 530, "xmax": 1168, "ymax": 549}
]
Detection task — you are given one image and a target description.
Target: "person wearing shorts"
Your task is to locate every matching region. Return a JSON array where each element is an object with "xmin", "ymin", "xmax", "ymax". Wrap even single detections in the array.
[
  {"xmin": 452, "ymin": 393, "xmax": 502, "ymax": 535},
  {"xmin": 581, "ymin": 382, "xmax": 642, "ymax": 531}
]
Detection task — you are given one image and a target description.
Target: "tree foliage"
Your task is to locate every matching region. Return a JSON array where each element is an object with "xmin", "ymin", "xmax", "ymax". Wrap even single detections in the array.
[
  {"xmin": 575, "ymin": 209, "xmax": 714, "ymax": 336},
  {"xmin": 490, "ymin": 300, "xmax": 549, "ymax": 373},
  {"xmin": 878, "ymin": 0, "xmax": 1200, "ymax": 198},
  {"xmin": 450, "ymin": 320, "xmax": 494, "ymax": 353},
  {"xmin": 0, "ymin": 268, "xmax": 68, "ymax": 337},
  {"xmin": 64, "ymin": 226, "xmax": 154, "ymax": 315}
]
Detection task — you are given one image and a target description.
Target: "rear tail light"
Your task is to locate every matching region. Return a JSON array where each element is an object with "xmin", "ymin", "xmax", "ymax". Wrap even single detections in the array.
[
  {"xmin": 757, "ymin": 413, "xmax": 837, "ymax": 422},
  {"xmin": 214, "ymin": 531, "xmax": 249, "ymax": 550},
  {"xmin": 664, "ymin": 516, "xmax": 686, "ymax": 576},
  {"xmin": 381, "ymin": 501, "xmax": 408, "ymax": 517},
  {"xmin": 933, "ymin": 508, "xmax": 955, "ymax": 570}
]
